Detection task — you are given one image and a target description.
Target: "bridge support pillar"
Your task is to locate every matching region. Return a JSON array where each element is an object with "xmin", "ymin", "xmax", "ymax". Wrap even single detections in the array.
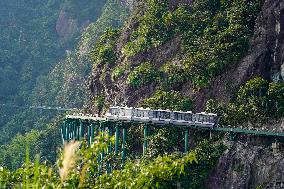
[
  {"xmin": 122, "ymin": 125, "xmax": 127, "ymax": 162},
  {"xmin": 61, "ymin": 123, "xmax": 65, "ymax": 144},
  {"xmin": 107, "ymin": 125, "xmax": 113, "ymax": 174},
  {"xmin": 108, "ymin": 125, "xmax": 113, "ymax": 154},
  {"xmin": 100, "ymin": 122, "xmax": 105, "ymax": 159},
  {"xmin": 79, "ymin": 120, "xmax": 84, "ymax": 140},
  {"xmin": 115, "ymin": 124, "xmax": 119, "ymax": 155},
  {"xmin": 72, "ymin": 122, "xmax": 76, "ymax": 140},
  {"xmin": 67, "ymin": 123, "xmax": 70, "ymax": 142},
  {"xmin": 184, "ymin": 129, "xmax": 189, "ymax": 153},
  {"xmin": 87, "ymin": 123, "xmax": 91, "ymax": 146},
  {"xmin": 229, "ymin": 132, "xmax": 236, "ymax": 141},
  {"xmin": 143, "ymin": 124, "xmax": 148, "ymax": 155},
  {"xmin": 90, "ymin": 123, "xmax": 94, "ymax": 145}
]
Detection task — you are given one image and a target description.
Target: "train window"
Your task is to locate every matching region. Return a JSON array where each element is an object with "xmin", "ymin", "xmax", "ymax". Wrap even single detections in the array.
[
  {"xmin": 206, "ymin": 115, "xmax": 210, "ymax": 123},
  {"xmin": 209, "ymin": 116, "xmax": 215, "ymax": 123},
  {"xmin": 121, "ymin": 109, "xmax": 126, "ymax": 116},
  {"xmin": 162, "ymin": 112, "xmax": 170, "ymax": 119},
  {"xmin": 111, "ymin": 109, "xmax": 119, "ymax": 115},
  {"xmin": 174, "ymin": 113, "xmax": 178, "ymax": 120},
  {"xmin": 125, "ymin": 109, "xmax": 132, "ymax": 117},
  {"xmin": 184, "ymin": 114, "xmax": 192, "ymax": 121},
  {"xmin": 153, "ymin": 111, "xmax": 159, "ymax": 118},
  {"xmin": 198, "ymin": 115, "xmax": 205, "ymax": 122}
]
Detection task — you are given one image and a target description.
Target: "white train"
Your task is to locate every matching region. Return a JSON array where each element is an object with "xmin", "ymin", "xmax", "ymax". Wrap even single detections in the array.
[{"xmin": 105, "ymin": 106, "xmax": 218, "ymax": 128}]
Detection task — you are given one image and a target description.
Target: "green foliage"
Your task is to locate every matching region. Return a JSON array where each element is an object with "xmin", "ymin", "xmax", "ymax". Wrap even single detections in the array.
[
  {"xmin": 112, "ymin": 66, "xmax": 124, "ymax": 81},
  {"xmin": 237, "ymin": 77, "xmax": 269, "ymax": 100},
  {"xmin": 127, "ymin": 62, "xmax": 161, "ymax": 88},
  {"xmin": 0, "ymin": 118, "xmax": 62, "ymax": 170},
  {"xmin": 181, "ymin": 0, "xmax": 262, "ymax": 89},
  {"xmin": 206, "ymin": 77, "xmax": 284, "ymax": 125},
  {"xmin": 62, "ymin": 0, "xmax": 107, "ymax": 22},
  {"xmin": 0, "ymin": 131, "xmax": 225, "ymax": 189},
  {"xmin": 180, "ymin": 140, "xmax": 226, "ymax": 188},
  {"xmin": 111, "ymin": 62, "xmax": 131, "ymax": 81},
  {"xmin": 122, "ymin": 0, "xmax": 171, "ymax": 56},
  {"xmin": 0, "ymin": 0, "xmax": 129, "ymax": 169},
  {"xmin": 94, "ymin": 152, "xmax": 198, "ymax": 189},
  {"xmin": 141, "ymin": 90, "xmax": 192, "ymax": 111},
  {"xmin": 94, "ymin": 94, "xmax": 105, "ymax": 113},
  {"xmin": 146, "ymin": 127, "xmax": 184, "ymax": 158},
  {"xmin": 91, "ymin": 28, "xmax": 120, "ymax": 65},
  {"xmin": 160, "ymin": 63, "xmax": 188, "ymax": 90},
  {"xmin": 122, "ymin": 0, "xmax": 263, "ymax": 89}
]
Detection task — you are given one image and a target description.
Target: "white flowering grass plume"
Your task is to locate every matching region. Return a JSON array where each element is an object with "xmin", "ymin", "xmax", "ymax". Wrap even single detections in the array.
[{"xmin": 59, "ymin": 141, "xmax": 80, "ymax": 182}]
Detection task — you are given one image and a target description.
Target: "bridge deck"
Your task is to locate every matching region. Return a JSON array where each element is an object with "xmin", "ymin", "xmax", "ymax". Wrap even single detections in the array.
[{"xmin": 65, "ymin": 115, "xmax": 284, "ymax": 138}]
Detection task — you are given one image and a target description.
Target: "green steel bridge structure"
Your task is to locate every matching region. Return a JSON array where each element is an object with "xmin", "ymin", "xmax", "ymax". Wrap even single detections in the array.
[{"xmin": 62, "ymin": 114, "xmax": 284, "ymax": 162}]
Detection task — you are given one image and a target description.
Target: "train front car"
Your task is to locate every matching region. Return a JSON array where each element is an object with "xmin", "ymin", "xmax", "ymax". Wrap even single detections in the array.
[
  {"xmin": 171, "ymin": 111, "xmax": 194, "ymax": 126},
  {"xmin": 105, "ymin": 106, "xmax": 120, "ymax": 121},
  {"xmin": 194, "ymin": 112, "xmax": 217, "ymax": 128},
  {"xmin": 132, "ymin": 108, "xmax": 153, "ymax": 123},
  {"xmin": 152, "ymin": 109, "xmax": 172, "ymax": 124},
  {"xmin": 117, "ymin": 107, "xmax": 134, "ymax": 122}
]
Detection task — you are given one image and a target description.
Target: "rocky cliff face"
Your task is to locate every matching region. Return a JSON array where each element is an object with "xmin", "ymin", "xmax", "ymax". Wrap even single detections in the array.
[
  {"xmin": 56, "ymin": 10, "xmax": 83, "ymax": 39},
  {"xmin": 89, "ymin": 0, "xmax": 284, "ymax": 111},
  {"xmin": 207, "ymin": 141, "xmax": 284, "ymax": 189},
  {"xmin": 192, "ymin": 0, "xmax": 284, "ymax": 109}
]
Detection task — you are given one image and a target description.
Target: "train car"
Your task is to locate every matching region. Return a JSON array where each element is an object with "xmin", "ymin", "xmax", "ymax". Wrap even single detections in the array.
[
  {"xmin": 152, "ymin": 109, "xmax": 172, "ymax": 124},
  {"xmin": 117, "ymin": 107, "xmax": 133, "ymax": 121},
  {"xmin": 194, "ymin": 112, "xmax": 217, "ymax": 128},
  {"xmin": 132, "ymin": 107, "xmax": 153, "ymax": 123},
  {"xmin": 171, "ymin": 111, "xmax": 194, "ymax": 125},
  {"xmin": 105, "ymin": 106, "xmax": 120, "ymax": 121}
]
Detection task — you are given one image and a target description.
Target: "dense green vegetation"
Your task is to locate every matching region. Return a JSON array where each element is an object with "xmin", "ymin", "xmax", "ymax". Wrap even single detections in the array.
[
  {"xmin": 120, "ymin": 0, "xmax": 262, "ymax": 89},
  {"xmin": 127, "ymin": 62, "xmax": 161, "ymax": 88},
  {"xmin": 0, "ymin": 0, "xmax": 129, "ymax": 169},
  {"xmin": 0, "ymin": 133, "xmax": 225, "ymax": 188},
  {"xmin": 3, "ymin": 0, "xmax": 284, "ymax": 188},
  {"xmin": 206, "ymin": 77, "xmax": 284, "ymax": 125},
  {"xmin": 141, "ymin": 90, "xmax": 192, "ymax": 111}
]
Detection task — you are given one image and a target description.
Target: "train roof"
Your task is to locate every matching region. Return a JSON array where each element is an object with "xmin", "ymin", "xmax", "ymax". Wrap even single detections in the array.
[
  {"xmin": 155, "ymin": 109, "xmax": 171, "ymax": 112},
  {"xmin": 196, "ymin": 112, "xmax": 217, "ymax": 116},
  {"xmin": 135, "ymin": 107, "xmax": 151, "ymax": 110},
  {"xmin": 119, "ymin": 106, "xmax": 133, "ymax": 109},
  {"xmin": 109, "ymin": 106, "xmax": 120, "ymax": 108},
  {"xmin": 173, "ymin": 110, "xmax": 193, "ymax": 113}
]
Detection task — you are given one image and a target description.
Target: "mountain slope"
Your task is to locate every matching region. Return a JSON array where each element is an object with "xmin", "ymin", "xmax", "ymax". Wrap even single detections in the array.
[
  {"xmin": 88, "ymin": 0, "xmax": 284, "ymax": 188},
  {"xmin": 0, "ymin": 0, "xmax": 129, "ymax": 169}
]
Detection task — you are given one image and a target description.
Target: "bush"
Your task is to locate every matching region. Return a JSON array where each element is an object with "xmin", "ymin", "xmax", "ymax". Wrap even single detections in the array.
[
  {"xmin": 122, "ymin": 0, "xmax": 263, "ymax": 89},
  {"xmin": 160, "ymin": 63, "xmax": 188, "ymax": 90},
  {"xmin": 127, "ymin": 62, "xmax": 161, "ymax": 88},
  {"xmin": 91, "ymin": 28, "xmax": 120, "ymax": 65},
  {"xmin": 141, "ymin": 90, "xmax": 192, "ymax": 111},
  {"xmin": 206, "ymin": 77, "xmax": 284, "ymax": 125}
]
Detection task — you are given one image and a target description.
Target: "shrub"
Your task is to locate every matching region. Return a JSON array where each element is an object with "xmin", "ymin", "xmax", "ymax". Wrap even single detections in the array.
[
  {"xmin": 141, "ymin": 90, "xmax": 192, "ymax": 111},
  {"xmin": 122, "ymin": 0, "xmax": 263, "ymax": 89},
  {"xmin": 91, "ymin": 28, "xmax": 120, "ymax": 65},
  {"xmin": 127, "ymin": 62, "xmax": 161, "ymax": 88},
  {"xmin": 206, "ymin": 77, "xmax": 284, "ymax": 125}
]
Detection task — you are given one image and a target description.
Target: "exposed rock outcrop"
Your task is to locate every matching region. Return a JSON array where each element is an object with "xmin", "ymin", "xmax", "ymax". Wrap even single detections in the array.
[
  {"xmin": 56, "ymin": 10, "xmax": 80, "ymax": 39},
  {"xmin": 89, "ymin": 0, "xmax": 284, "ymax": 111},
  {"xmin": 207, "ymin": 141, "xmax": 284, "ymax": 189},
  {"xmin": 190, "ymin": 0, "xmax": 284, "ymax": 110}
]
